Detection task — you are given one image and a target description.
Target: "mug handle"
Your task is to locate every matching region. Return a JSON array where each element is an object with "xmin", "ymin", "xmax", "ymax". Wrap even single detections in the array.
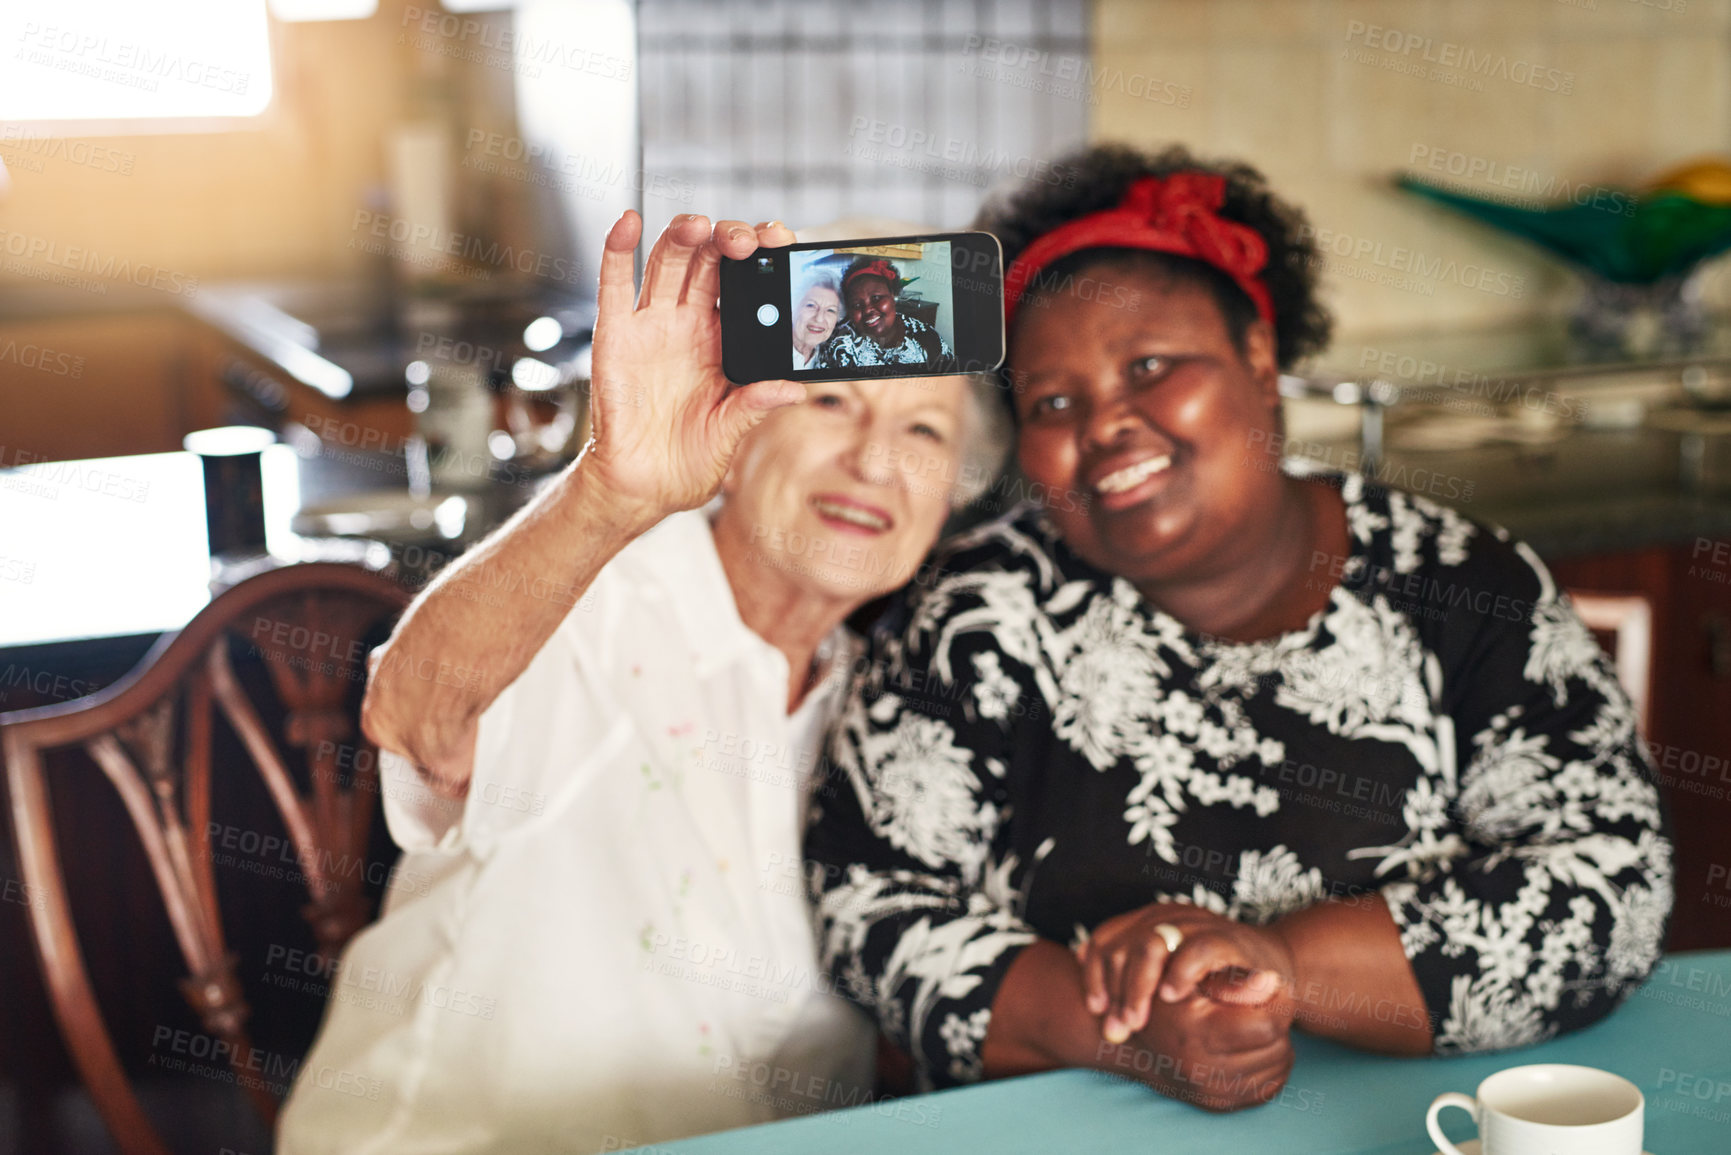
[{"xmin": 1426, "ymin": 1092, "xmax": 1478, "ymax": 1155}]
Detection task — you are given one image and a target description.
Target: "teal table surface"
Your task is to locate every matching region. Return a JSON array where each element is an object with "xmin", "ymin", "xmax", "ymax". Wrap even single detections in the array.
[{"xmin": 649, "ymin": 950, "xmax": 1731, "ymax": 1154}]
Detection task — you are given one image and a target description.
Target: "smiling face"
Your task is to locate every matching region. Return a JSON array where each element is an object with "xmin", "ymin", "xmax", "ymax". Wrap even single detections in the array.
[
  {"xmin": 845, "ymin": 274, "xmax": 900, "ymax": 341},
  {"xmin": 1008, "ymin": 264, "xmax": 1285, "ymax": 590},
  {"xmin": 794, "ymin": 285, "xmax": 842, "ymax": 357},
  {"xmin": 714, "ymin": 376, "xmax": 968, "ymax": 601}
]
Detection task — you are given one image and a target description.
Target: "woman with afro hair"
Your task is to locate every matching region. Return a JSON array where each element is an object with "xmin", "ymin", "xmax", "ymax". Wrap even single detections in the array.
[{"xmin": 806, "ymin": 144, "xmax": 1671, "ymax": 1111}]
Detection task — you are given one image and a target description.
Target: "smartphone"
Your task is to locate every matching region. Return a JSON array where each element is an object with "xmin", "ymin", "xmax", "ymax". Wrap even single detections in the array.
[{"xmin": 720, "ymin": 232, "xmax": 1005, "ymax": 384}]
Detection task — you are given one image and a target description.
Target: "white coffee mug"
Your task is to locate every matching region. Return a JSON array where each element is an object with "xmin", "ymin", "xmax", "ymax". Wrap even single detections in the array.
[{"xmin": 1426, "ymin": 1064, "xmax": 1643, "ymax": 1155}]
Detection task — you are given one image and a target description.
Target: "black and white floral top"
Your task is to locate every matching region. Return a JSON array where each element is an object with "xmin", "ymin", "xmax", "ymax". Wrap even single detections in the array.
[
  {"xmin": 806, "ymin": 470, "xmax": 1673, "ymax": 1091},
  {"xmin": 814, "ymin": 315, "xmax": 956, "ymax": 371}
]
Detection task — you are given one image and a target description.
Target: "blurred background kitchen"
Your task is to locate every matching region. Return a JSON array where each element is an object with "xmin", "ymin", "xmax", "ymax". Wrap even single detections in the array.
[{"xmin": 4, "ymin": 1, "xmax": 1731, "ymax": 1152}]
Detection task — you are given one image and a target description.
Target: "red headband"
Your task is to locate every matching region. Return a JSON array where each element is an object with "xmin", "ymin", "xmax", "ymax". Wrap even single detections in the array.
[
  {"xmin": 844, "ymin": 259, "xmax": 899, "ymax": 291},
  {"xmin": 1003, "ymin": 173, "xmax": 1275, "ymax": 330}
]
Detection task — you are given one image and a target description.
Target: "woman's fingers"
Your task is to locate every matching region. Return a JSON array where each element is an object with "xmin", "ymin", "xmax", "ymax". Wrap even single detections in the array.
[
  {"xmin": 1080, "ymin": 938, "xmax": 1110, "ymax": 1017},
  {"xmin": 1116, "ymin": 937, "xmax": 1173, "ymax": 1034},
  {"xmin": 1160, "ymin": 934, "xmax": 1255, "ymax": 1004},
  {"xmin": 1101, "ymin": 949, "xmax": 1130, "ymax": 1043},
  {"xmin": 1192, "ymin": 1000, "xmax": 1289, "ymax": 1055},
  {"xmin": 683, "ymin": 219, "xmax": 758, "ymax": 310},
  {"xmin": 638, "ymin": 213, "xmax": 711, "ymax": 308},
  {"xmin": 756, "ymin": 220, "xmax": 796, "ymax": 248},
  {"xmin": 597, "ymin": 210, "xmax": 643, "ymax": 322},
  {"xmin": 713, "ymin": 379, "xmax": 806, "ymax": 451},
  {"xmin": 1207, "ymin": 966, "xmax": 1285, "ymax": 1006}
]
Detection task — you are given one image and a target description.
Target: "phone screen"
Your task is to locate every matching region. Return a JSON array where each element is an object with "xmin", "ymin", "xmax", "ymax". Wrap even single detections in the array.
[
  {"xmin": 789, "ymin": 240, "xmax": 959, "ymax": 373},
  {"xmin": 721, "ymin": 232, "xmax": 1004, "ymax": 385}
]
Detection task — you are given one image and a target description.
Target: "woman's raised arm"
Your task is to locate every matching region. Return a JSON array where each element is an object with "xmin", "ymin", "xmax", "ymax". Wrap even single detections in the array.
[{"xmin": 361, "ymin": 211, "xmax": 802, "ymax": 796}]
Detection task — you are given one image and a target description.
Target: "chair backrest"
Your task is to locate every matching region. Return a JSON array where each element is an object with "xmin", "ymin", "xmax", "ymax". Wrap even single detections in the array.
[{"xmin": 2, "ymin": 562, "xmax": 410, "ymax": 1155}]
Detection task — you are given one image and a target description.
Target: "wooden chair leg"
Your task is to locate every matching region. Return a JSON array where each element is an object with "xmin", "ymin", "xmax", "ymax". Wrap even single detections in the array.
[{"xmin": 4, "ymin": 736, "xmax": 173, "ymax": 1155}]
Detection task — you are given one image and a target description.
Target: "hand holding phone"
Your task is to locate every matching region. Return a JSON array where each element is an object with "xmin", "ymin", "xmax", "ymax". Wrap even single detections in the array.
[
  {"xmin": 582, "ymin": 211, "xmax": 806, "ymax": 528},
  {"xmin": 720, "ymin": 232, "xmax": 1006, "ymax": 384}
]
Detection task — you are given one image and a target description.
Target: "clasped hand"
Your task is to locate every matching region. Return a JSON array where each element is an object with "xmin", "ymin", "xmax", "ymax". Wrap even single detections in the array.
[{"xmin": 1077, "ymin": 903, "xmax": 1298, "ymax": 1111}]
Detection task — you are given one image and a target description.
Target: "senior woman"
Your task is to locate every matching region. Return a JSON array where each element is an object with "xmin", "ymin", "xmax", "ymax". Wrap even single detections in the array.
[
  {"xmin": 818, "ymin": 257, "xmax": 957, "ymax": 372},
  {"xmin": 806, "ymin": 144, "xmax": 1673, "ymax": 1111},
  {"xmin": 792, "ymin": 267, "xmax": 844, "ymax": 369},
  {"xmin": 276, "ymin": 211, "xmax": 1006, "ymax": 1154}
]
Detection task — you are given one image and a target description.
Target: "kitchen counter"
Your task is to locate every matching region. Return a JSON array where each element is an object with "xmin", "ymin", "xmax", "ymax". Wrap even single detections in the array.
[
  {"xmin": 1291, "ymin": 315, "xmax": 1731, "ymax": 557},
  {"xmin": 1351, "ymin": 427, "xmax": 1731, "ymax": 557}
]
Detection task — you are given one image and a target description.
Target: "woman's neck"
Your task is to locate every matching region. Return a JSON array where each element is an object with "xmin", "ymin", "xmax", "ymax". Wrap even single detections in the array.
[
  {"xmin": 1134, "ymin": 477, "xmax": 1348, "ymax": 643},
  {"xmin": 711, "ymin": 517, "xmax": 854, "ymax": 712}
]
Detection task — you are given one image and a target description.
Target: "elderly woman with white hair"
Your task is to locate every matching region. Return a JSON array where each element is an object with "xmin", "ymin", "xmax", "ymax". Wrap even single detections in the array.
[
  {"xmin": 792, "ymin": 266, "xmax": 844, "ymax": 369},
  {"xmin": 276, "ymin": 211, "xmax": 1008, "ymax": 1154}
]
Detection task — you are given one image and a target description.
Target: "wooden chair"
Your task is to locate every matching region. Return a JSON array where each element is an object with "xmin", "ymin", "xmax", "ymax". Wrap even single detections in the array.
[{"xmin": 2, "ymin": 562, "xmax": 410, "ymax": 1155}]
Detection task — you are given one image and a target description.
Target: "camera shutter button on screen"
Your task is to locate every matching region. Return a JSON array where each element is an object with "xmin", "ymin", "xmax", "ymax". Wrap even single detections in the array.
[{"xmin": 757, "ymin": 303, "xmax": 779, "ymax": 326}]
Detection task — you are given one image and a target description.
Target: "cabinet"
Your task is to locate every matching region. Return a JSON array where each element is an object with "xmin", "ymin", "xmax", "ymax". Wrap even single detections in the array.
[
  {"xmin": 1548, "ymin": 543, "xmax": 1731, "ymax": 951},
  {"xmin": 0, "ymin": 310, "xmax": 414, "ymax": 467},
  {"xmin": 0, "ymin": 312, "xmax": 224, "ymax": 464}
]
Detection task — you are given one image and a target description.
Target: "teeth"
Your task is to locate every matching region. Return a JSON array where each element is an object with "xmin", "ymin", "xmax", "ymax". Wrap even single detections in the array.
[
  {"xmin": 1096, "ymin": 455, "xmax": 1172, "ymax": 494},
  {"xmin": 814, "ymin": 500, "xmax": 889, "ymax": 530}
]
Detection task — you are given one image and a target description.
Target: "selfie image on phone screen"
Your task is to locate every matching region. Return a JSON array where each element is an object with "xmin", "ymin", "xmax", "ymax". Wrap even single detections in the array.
[
  {"xmin": 721, "ymin": 231, "xmax": 1004, "ymax": 385},
  {"xmin": 789, "ymin": 243, "xmax": 957, "ymax": 373}
]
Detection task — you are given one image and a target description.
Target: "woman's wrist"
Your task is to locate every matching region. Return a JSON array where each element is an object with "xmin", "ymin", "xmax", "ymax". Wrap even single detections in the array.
[
  {"xmin": 557, "ymin": 457, "xmax": 667, "ymax": 545},
  {"xmin": 1263, "ymin": 919, "xmax": 1301, "ymax": 989},
  {"xmin": 983, "ymin": 940, "xmax": 1111, "ymax": 1077}
]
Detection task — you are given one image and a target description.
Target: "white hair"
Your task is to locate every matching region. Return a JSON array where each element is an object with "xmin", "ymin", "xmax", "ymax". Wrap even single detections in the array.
[
  {"xmin": 795, "ymin": 267, "xmax": 844, "ymax": 304},
  {"xmin": 786, "ymin": 221, "xmax": 1009, "ymax": 510},
  {"xmin": 954, "ymin": 372, "xmax": 1011, "ymax": 507}
]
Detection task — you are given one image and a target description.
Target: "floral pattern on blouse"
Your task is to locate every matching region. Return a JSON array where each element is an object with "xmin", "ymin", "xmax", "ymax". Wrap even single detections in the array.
[
  {"xmin": 814, "ymin": 315, "xmax": 956, "ymax": 371},
  {"xmin": 805, "ymin": 470, "xmax": 1673, "ymax": 1091}
]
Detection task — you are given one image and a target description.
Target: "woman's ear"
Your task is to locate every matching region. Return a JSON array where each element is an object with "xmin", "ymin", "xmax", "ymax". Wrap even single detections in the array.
[{"xmin": 1243, "ymin": 319, "xmax": 1281, "ymax": 411}]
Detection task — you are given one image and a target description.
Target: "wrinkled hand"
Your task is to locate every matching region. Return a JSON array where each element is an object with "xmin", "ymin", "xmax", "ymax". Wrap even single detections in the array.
[
  {"xmin": 1078, "ymin": 903, "xmax": 1295, "ymax": 1043},
  {"xmin": 584, "ymin": 211, "xmax": 804, "ymax": 528}
]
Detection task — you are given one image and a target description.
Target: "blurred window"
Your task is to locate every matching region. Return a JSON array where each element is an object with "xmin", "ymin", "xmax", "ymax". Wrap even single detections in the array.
[
  {"xmin": 638, "ymin": 0, "xmax": 1089, "ymax": 233},
  {"xmin": 0, "ymin": 0, "xmax": 273, "ymax": 128}
]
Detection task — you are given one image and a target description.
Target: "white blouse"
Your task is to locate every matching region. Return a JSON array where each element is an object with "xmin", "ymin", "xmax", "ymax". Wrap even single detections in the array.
[{"xmin": 277, "ymin": 510, "xmax": 874, "ymax": 1155}]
